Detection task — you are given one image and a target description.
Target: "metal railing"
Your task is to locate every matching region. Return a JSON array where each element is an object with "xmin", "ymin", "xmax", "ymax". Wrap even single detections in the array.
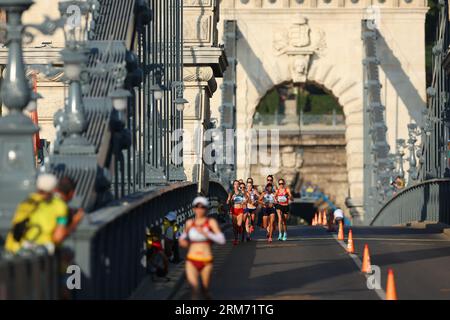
[
  {"xmin": 0, "ymin": 252, "xmax": 58, "ymax": 300},
  {"xmin": 371, "ymin": 1, "xmax": 450, "ymax": 226},
  {"xmin": 253, "ymin": 113, "xmax": 345, "ymax": 129},
  {"xmin": 418, "ymin": 0, "xmax": 450, "ymax": 181},
  {"xmin": 0, "ymin": 181, "xmax": 228, "ymax": 300},
  {"xmin": 63, "ymin": 181, "xmax": 227, "ymax": 299},
  {"xmin": 362, "ymin": 19, "xmax": 395, "ymax": 220},
  {"xmin": 371, "ymin": 179, "xmax": 450, "ymax": 226}
]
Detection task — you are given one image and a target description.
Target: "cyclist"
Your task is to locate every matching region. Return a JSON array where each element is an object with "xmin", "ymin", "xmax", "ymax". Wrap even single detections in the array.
[
  {"xmin": 227, "ymin": 180, "xmax": 247, "ymax": 245},
  {"xmin": 275, "ymin": 178, "xmax": 293, "ymax": 241},
  {"xmin": 259, "ymin": 183, "xmax": 276, "ymax": 243},
  {"xmin": 179, "ymin": 196, "xmax": 225, "ymax": 300},
  {"xmin": 245, "ymin": 181, "xmax": 259, "ymax": 241}
]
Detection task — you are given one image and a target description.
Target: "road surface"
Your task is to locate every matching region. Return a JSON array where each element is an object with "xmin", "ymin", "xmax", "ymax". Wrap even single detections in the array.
[{"xmin": 174, "ymin": 225, "xmax": 450, "ymax": 300}]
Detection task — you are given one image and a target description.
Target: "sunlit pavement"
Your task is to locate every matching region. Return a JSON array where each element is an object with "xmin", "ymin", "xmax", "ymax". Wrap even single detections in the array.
[{"xmin": 175, "ymin": 225, "xmax": 450, "ymax": 300}]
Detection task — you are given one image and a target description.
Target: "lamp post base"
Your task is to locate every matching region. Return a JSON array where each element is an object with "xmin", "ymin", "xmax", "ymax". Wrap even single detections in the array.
[
  {"xmin": 168, "ymin": 165, "xmax": 187, "ymax": 182},
  {"xmin": 145, "ymin": 165, "xmax": 168, "ymax": 186}
]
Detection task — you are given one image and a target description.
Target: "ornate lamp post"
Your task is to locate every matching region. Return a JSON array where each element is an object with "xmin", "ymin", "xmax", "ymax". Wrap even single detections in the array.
[
  {"xmin": 55, "ymin": 0, "xmax": 96, "ymax": 154},
  {"xmin": 407, "ymin": 123, "xmax": 419, "ymax": 184},
  {"xmin": 0, "ymin": 0, "xmax": 61, "ymax": 220},
  {"xmin": 395, "ymin": 138, "xmax": 406, "ymax": 178},
  {"xmin": 169, "ymin": 80, "xmax": 188, "ymax": 182}
]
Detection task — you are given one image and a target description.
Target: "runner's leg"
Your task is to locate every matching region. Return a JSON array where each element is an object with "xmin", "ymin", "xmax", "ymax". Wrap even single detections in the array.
[
  {"xmin": 237, "ymin": 213, "xmax": 243, "ymax": 242},
  {"xmin": 277, "ymin": 209, "xmax": 283, "ymax": 240},
  {"xmin": 186, "ymin": 261, "xmax": 201, "ymax": 300},
  {"xmin": 268, "ymin": 213, "xmax": 275, "ymax": 242},
  {"xmin": 200, "ymin": 263, "xmax": 213, "ymax": 300}
]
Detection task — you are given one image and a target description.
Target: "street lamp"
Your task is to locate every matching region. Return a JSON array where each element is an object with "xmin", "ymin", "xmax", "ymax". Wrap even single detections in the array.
[
  {"xmin": 148, "ymin": 64, "xmax": 166, "ymax": 101},
  {"xmin": 109, "ymin": 88, "xmax": 131, "ymax": 112},
  {"xmin": 395, "ymin": 138, "xmax": 406, "ymax": 178},
  {"xmin": 407, "ymin": 123, "xmax": 419, "ymax": 183},
  {"xmin": 25, "ymin": 91, "xmax": 43, "ymax": 113},
  {"xmin": 56, "ymin": 0, "xmax": 96, "ymax": 154},
  {"xmin": 0, "ymin": 0, "xmax": 63, "ymax": 219},
  {"xmin": 172, "ymin": 81, "xmax": 188, "ymax": 112}
]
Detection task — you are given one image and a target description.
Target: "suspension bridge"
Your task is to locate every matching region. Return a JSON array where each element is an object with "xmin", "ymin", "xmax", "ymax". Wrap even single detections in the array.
[{"xmin": 0, "ymin": 0, "xmax": 449, "ymax": 300}]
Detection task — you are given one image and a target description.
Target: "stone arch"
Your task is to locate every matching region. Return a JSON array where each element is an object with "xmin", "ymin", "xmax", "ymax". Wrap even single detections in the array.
[
  {"xmin": 235, "ymin": 58, "xmax": 364, "ymax": 216},
  {"xmin": 219, "ymin": 1, "xmax": 428, "ymax": 223}
]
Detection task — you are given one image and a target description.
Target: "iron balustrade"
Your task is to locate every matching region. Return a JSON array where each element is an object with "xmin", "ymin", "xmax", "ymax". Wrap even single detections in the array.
[
  {"xmin": 49, "ymin": 0, "xmax": 185, "ymax": 210},
  {"xmin": 0, "ymin": 252, "xmax": 59, "ymax": 300},
  {"xmin": 252, "ymin": 113, "xmax": 345, "ymax": 128},
  {"xmin": 62, "ymin": 181, "xmax": 227, "ymax": 300},
  {"xmin": 418, "ymin": 0, "xmax": 450, "ymax": 181},
  {"xmin": 372, "ymin": 1, "xmax": 450, "ymax": 225},
  {"xmin": 370, "ymin": 179, "xmax": 450, "ymax": 226},
  {"xmin": 362, "ymin": 20, "xmax": 395, "ymax": 220},
  {"xmin": 0, "ymin": 181, "xmax": 228, "ymax": 300}
]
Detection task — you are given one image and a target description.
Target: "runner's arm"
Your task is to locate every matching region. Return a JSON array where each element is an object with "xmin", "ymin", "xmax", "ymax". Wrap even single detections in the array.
[
  {"xmin": 179, "ymin": 220, "xmax": 193, "ymax": 248},
  {"xmin": 287, "ymin": 188, "xmax": 294, "ymax": 203},
  {"xmin": 206, "ymin": 219, "xmax": 226, "ymax": 245}
]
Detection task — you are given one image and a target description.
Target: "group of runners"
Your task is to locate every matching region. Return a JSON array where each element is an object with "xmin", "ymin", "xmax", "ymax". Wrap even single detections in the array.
[
  {"xmin": 227, "ymin": 175, "xmax": 293, "ymax": 244},
  {"xmin": 179, "ymin": 175, "xmax": 293, "ymax": 299}
]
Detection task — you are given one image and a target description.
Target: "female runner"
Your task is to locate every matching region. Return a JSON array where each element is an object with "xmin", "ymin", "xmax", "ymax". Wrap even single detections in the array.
[
  {"xmin": 259, "ymin": 183, "xmax": 277, "ymax": 243},
  {"xmin": 227, "ymin": 180, "xmax": 247, "ymax": 245},
  {"xmin": 245, "ymin": 181, "xmax": 259, "ymax": 241},
  {"xmin": 179, "ymin": 196, "xmax": 225, "ymax": 300},
  {"xmin": 275, "ymin": 178, "xmax": 293, "ymax": 241}
]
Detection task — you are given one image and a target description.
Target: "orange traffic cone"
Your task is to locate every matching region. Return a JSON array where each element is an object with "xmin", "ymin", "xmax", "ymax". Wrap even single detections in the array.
[
  {"xmin": 346, "ymin": 229, "xmax": 355, "ymax": 253},
  {"xmin": 318, "ymin": 212, "xmax": 323, "ymax": 225},
  {"xmin": 337, "ymin": 220, "xmax": 344, "ymax": 240},
  {"xmin": 361, "ymin": 244, "xmax": 372, "ymax": 274},
  {"xmin": 322, "ymin": 211, "xmax": 328, "ymax": 226},
  {"xmin": 312, "ymin": 214, "xmax": 317, "ymax": 226},
  {"xmin": 386, "ymin": 269, "xmax": 398, "ymax": 300}
]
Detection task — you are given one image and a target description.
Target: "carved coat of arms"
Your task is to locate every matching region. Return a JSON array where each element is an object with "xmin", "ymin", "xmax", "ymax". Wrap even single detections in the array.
[{"xmin": 273, "ymin": 16, "xmax": 326, "ymax": 83}]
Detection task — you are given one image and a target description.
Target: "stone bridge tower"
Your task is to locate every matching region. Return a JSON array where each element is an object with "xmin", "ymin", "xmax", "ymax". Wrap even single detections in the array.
[{"xmin": 213, "ymin": 0, "xmax": 428, "ymax": 223}]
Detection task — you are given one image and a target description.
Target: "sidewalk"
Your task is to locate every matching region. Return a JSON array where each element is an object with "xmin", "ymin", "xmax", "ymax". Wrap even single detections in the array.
[
  {"xmin": 129, "ymin": 252, "xmax": 187, "ymax": 300},
  {"xmin": 130, "ymin": 222, "xmax": 231, "ymax": 300}
]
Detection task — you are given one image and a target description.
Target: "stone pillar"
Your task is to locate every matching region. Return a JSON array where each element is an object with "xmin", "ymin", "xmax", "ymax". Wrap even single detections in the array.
[
  {"xmin": 183, "ymin": 0, "xmax": 227, "ymax": 193},
  {"xmin": 183, "ymin": 67, "xmax": 217, "ymax": 194}
]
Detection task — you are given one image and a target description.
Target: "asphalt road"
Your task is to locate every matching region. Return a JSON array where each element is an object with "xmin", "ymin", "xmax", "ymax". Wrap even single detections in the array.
[{"xmin": 175, "ymin": 224, "xmax": 450, "ymax": 300}]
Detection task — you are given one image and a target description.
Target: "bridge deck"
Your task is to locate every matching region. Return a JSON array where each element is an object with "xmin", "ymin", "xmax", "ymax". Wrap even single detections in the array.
[{"xmin": 173, "ymin": 226, "xmax": 450, "ymax": 300}]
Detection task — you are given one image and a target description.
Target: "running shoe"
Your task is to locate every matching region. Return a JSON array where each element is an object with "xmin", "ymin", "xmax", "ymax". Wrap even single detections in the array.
[
  {"xmin": 268, "ymin": 237, "xmax": 273, "ymax": 243},
  {"xmin": 233, "ymin": 239, "xmax": 239, "ymax": 246},
  {"xmin": 278, "ymin": 233, "xmax": 283, "ymax": 241},
  {"xmin": 282, "ymin": 233, "xmax": 287, "ymax": 241}
]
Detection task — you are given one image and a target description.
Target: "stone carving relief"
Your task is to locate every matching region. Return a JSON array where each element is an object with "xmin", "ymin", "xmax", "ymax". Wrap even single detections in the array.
[
  {"xmin": 183, "ymin": 16, "xmax": 211, "ymax": 43},
  {"xmin": 183, "ymin": 66, "xmax": 215, "ymax": 82},
  {"xmin": 273, "ymin": 16, "xmax": 326, "ymax": 83}
]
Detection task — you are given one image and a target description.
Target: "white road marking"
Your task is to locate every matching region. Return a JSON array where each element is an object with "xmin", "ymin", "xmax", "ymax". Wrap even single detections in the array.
[
  {"xmin": 255, "ymin": 236, "xmax": 450, "ymax": 243},
  {"xmin": 332, "ymin": 233, "xmax": 386, "ymax": 300}
]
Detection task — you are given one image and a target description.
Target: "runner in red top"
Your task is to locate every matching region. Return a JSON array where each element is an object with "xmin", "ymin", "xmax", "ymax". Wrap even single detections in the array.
[
  {"xmin": 226, "ymin": 180, "xmax": 247, "ymax": 245},
  {"xmin": 275, "ymin": 178, "xmax": 293, "ymax": 241}
]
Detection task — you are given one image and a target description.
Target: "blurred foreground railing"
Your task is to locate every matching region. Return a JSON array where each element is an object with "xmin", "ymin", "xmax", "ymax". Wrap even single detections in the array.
[
  {"xmin": 0, "ymin": 181, "xmax": 228, "ymax": 300},
  {"xmin": 370, "ymin": 179, "xmax": 450, "ymax": 226},
  {"xmin": 0, "ymin": 252, "xmax": 58, "ymax": 300}
]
